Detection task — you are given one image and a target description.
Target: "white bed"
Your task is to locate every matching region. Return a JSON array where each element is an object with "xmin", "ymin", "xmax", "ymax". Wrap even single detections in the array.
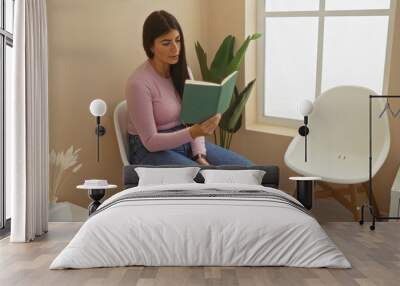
[{"xmin": 50, "ymin": 183, "xmax": 350, "ymax": 269}]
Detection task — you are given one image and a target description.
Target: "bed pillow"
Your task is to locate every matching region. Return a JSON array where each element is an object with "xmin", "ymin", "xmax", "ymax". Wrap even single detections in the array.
[
  {"xmin": 135, "ymin": 167, "xmax": 201, "ymax": 186},
  {"xmin": 200, "ymin": 169, "xmax": 266, "ymax": 185}
]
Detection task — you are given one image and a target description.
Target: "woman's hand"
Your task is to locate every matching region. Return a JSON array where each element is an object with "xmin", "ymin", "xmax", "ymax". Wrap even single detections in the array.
[
  {"xmin": 189, "ymin": 113, "xmax": 221, "ymax": 138},
  {"xmin": 196, "ymin": 156, "xmax": 210, "ymax": 166}
]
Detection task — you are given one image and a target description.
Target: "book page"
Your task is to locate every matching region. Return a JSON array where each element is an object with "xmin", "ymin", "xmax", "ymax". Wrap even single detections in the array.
[
  {"xmin": 221, "ymin": 71, "xmax": 238, "ymax": 85},
  {"xmin": 185, "ymin": 79, "xmax": 219, "ymax": 86}
]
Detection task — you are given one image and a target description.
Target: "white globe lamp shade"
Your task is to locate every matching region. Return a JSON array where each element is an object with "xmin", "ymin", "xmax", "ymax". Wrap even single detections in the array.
[
  {"xmin": 90, "ymin": 99, "xmax": 107, "ymax": 117},
  {"xmin": 299, "ymin": 99, "xmax": 313, "ymax": 116}
]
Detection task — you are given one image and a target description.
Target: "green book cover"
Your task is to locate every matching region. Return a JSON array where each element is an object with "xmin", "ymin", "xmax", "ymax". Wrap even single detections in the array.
[{"xmin": 180, "ymin": 71, "xmax": 238, "ymax": 124}]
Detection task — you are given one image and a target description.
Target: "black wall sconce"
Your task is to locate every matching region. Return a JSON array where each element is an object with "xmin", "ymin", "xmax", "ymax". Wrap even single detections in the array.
[
  {"xmin": 89, "ymin": 99, "xmax": 107, "ymax": 162},
  {"xmin": 298, "ymin": 99, "xmax": 314, "ymax": 162}
]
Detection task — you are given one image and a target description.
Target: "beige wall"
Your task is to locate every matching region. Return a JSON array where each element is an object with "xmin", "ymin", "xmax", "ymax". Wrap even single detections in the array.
[
  {"xmin": 48, "ymin": 0, "xmax": 400, "ymax": 214},
  {"xmin": 47, "ymin": 0, "xmax": 209, "ymax": 207}
]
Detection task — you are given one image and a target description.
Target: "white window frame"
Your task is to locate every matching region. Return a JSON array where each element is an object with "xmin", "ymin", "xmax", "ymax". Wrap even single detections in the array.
[
  {"xmin": 1, "ymin": 0, "xmax": 14, "ymax": 230},
  {"xmin": 256, "ymin": 0, "xmax": 397, "ymax": 129}
]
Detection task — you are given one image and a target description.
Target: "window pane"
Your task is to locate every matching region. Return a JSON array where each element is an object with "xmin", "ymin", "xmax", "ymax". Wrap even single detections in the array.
[
  {"xmin": 325, "ymin": 0, "xmax": 390, "ymax": 11},
  {"xmin": 321, "ymin": 16, "xmax": 389, "ymax": 94},
  {"xmin": 264, "ymin": 17, "xmax": 318, "ymax": 120},
  {"xmin": 265, "ymin": 0, "xmax": 319, "ymax": 12},
  {"xmin": 6, "ymin": 0, "xmax": 14, "ymax": 33},
  {"xmin": 5, "ymin": 44, "xmax": 13, "ymax": 220}
]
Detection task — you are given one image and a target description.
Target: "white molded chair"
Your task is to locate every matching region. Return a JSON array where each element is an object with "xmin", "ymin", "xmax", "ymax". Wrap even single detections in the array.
[
  {"xmin": 284, "ymin": 86, "xmax": 390, "ymax": 219},
  {"xmin": 114, "ymin": 100, "xmax": 130, "ymax": 166}
]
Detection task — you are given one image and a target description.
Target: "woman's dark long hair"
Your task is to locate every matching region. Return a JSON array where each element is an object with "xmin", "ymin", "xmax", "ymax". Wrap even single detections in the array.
[{"xmin": 142, "ymin": 10, "xmax": 189, "ymax": 98}]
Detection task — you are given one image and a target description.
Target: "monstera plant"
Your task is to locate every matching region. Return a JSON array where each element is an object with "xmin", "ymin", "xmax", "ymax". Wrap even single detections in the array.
[{"xmin": 195, "ymin": 33, "xmax": 261, "ymax": 149}]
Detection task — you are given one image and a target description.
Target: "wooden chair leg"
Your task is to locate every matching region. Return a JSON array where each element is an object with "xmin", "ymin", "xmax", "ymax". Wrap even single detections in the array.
[
  {"xmin": 316, "ymin": 181, "xmax": 379, "ymax": 222},
  {"xmin": 315, "ymin": 181, "xmax": 333, "ymax": 198},
  {"xmin": 350, "ymin": 185, "xmax": 360, "ymax": 222},
  {"xmin": 318, "ymin": 181, "xmax": 363, "ymax": 222}
]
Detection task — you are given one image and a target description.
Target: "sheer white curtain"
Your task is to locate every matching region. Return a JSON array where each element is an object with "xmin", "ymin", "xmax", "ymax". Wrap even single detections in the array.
[{"xmin": 8, "ymin": 0, "xmax": 49, "ymax": 242}]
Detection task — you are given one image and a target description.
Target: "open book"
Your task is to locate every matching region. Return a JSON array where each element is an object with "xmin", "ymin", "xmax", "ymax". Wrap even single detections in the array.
[{"xmin": 180, "ymin": 71, "xmax": 238, "ymax": 124}]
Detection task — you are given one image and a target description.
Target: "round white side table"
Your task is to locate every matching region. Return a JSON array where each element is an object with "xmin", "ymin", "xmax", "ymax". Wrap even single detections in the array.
[
  {"xmin": 289, "ymin": 177, "xmax": 321, "ymax": 210},
  {"xmin": 77, "ymin": 181, "xmax": 117, "ymax": 215}
]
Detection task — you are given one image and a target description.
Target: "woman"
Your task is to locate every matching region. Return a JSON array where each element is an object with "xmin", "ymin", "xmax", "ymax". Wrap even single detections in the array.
[{"xmin": 125, "ymin": 10, "xmax": 252, "ymax": 166}]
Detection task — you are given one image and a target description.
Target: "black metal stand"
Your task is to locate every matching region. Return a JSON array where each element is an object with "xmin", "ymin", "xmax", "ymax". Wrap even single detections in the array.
[
  {"xmin": 95, "ymin": 116, "xmax": 106, "ymax": 162},
  {"xmin": 296, "ymin": 180, "xmax": 313, "ymax": 210},
  {"xmin": 359, "ymin": 95, "xmax": 400, "ymax": 230},
  {"xmin": 88, "ymin": 189, "xmax": 105, "ymax": 215},
  {"xmin": 298, "ymin": 116, "xmax": 310, "ymax": 162}
]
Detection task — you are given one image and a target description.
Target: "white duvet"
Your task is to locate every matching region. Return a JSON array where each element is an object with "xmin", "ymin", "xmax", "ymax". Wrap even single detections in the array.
[{"xmin": 50, "ymin": 183, "xmax": 351, "ymax": 269}]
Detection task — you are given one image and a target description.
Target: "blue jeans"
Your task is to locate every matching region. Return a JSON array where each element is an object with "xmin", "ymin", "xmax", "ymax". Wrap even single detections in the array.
[{"xmin": 128, "ymin": 125, "xmax": 253, "ymax": 166}]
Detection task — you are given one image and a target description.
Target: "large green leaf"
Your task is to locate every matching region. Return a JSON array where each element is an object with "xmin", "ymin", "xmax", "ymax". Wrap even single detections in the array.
[
  {"xmin": 194, "ymin": 42, "xmax": 210, "ymax": 80},
  {"xmin": 225, "ymin": 33, "xmax": 261, "ymax": 76},
  {"xmin": 228, "ymin": 79, "xmax": 256, "ymax": 131},
  {"xmin": 219, "ymin": 87, "xmax": 240, "ymax": 131},
  {"xmin": 195, "ymin": 41, "xmax": 220, "ymax": 82},
  {"xmin": 222, "ymin": 113, "xmax": 243, "ymax": 135},
  {"xmin": 232, "ymin": 114, "xmax": 243, "ymax": 133},
  {"xmin": 210, "ymin": 35, "xmax": 235, "ymax": 82},
  {"xmin": 219, "ymin": 79, "xmax": 256, "ymax": 132},
  {"xmin": 232, "ymin": 86, "xmax": 240, "ymax": 103}
]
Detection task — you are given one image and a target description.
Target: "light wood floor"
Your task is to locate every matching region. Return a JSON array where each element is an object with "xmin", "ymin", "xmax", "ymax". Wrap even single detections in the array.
[{"xmin": 0, "ymin": 222, "xmax": 399, "ymax": 286}]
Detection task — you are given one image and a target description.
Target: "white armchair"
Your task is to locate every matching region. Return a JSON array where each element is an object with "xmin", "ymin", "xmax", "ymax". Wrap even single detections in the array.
[
  {"xmin": 284, "ymin": 86, "xmax": 390, "ymax": 220},
  {"xmin": 113, "ymin": 100, "xmax": 130, "ymax": 166}
]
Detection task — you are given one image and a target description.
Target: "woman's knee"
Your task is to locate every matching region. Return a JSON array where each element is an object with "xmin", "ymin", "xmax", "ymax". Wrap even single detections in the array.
[
  {"xmin": 140, "ymin": 150, "xmax": 199, "ymax": 166},
  {"xmin": 205, "ymin": 142, "xmax": 253, "ymax": 166}
]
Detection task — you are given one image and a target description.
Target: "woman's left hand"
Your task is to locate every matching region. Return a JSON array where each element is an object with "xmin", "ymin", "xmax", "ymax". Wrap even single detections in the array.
[{"xmin": 196, "ymin": 157, "xmax": 210, "ymax": 166}]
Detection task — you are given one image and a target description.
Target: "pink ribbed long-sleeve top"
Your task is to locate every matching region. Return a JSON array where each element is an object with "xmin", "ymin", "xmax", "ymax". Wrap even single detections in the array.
[{"xmin": 125, "ymin": 60, "xmax": 206, "ymax": 156}]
